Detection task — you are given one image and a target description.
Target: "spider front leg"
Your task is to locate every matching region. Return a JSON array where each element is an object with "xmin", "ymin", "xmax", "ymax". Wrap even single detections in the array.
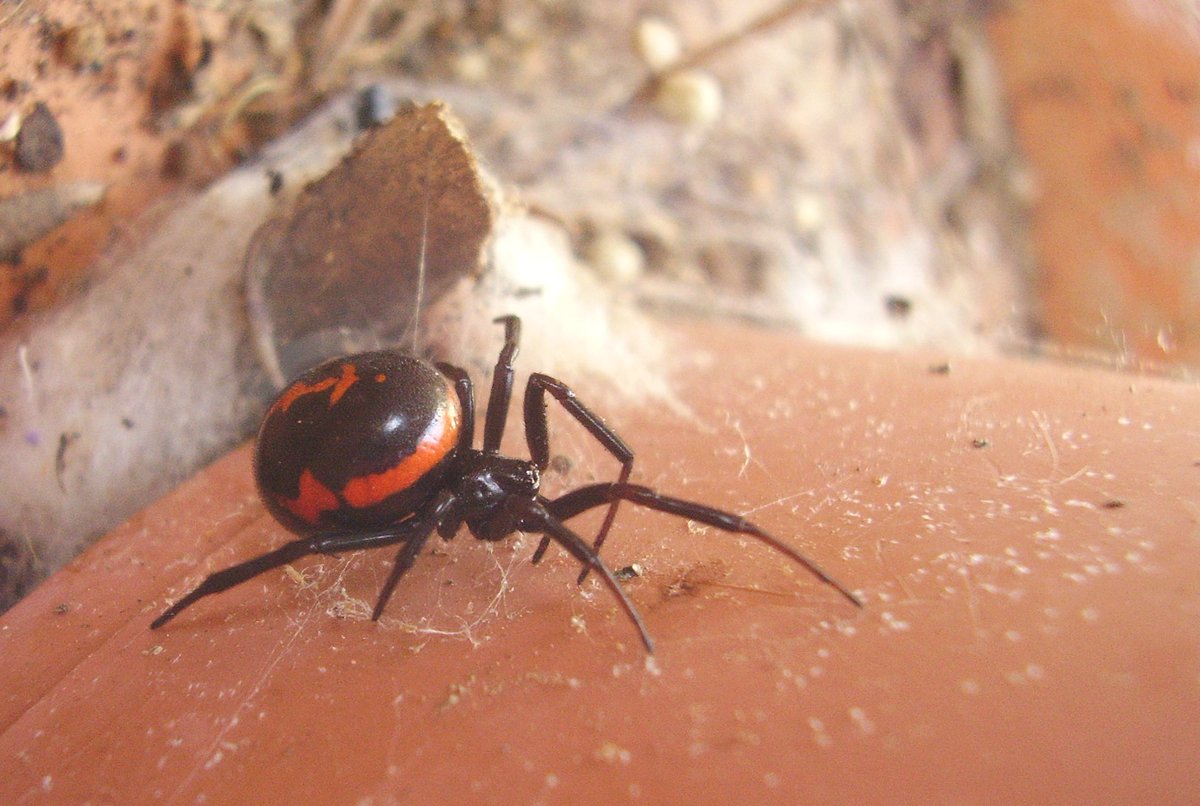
[
  {"xmin": 523, "ymin": 372, "xmax": 634, "ymax": 583},
  {"xmin": 482, "ymin": 315, "xmax": 521, "ymax": 453},
  {"xmin": 522, "ymin": 500, "xmax": 655, "ymax": 652}
]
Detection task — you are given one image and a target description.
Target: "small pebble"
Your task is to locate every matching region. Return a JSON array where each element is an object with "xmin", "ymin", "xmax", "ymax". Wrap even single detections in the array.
[
  {"xmin": 355, "ymin": 84, "xmax": 395, "ymax": 130},
  {"xmin": 15, "ymin": 103, "xmax": 65, "ymax": 172},
  {"xmin": 655, "ymin": 69, "xmax": 722, "ymax": 126},
  {"xmin": 584, "ymin": 230, "xmax": 645, "ymax": 284},
  {"xmin": 635, "ymin": 17, "xmax": 682, "ymax": 71}
]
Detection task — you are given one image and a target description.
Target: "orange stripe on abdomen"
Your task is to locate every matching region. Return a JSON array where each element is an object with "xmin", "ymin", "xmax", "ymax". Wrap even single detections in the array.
[
  {"xmin": 341, "ymin": 392, "xmax": 460, "ymax": 509},
  {"xmin": 270, "ymin": 362, "xmax": 361, "ymax": 415}
]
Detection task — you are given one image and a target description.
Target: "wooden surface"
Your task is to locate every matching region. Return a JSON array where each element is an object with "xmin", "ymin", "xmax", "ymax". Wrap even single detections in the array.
[{"xmin": 2, "ymin": 321, "xmax": 1197, "ymax": 803}]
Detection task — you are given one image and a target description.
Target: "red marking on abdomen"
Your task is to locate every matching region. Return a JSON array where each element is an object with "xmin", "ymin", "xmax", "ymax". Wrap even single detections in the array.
[
  {"xmin": 270, "ymin": 363, "xmax": 361, "ymax": 415},
  {"xmin": 279, "ymin": 469, "xmax": 341, "ymax": 524},
  {"xmin": 341, "ymin": 385, "xmax": 461, "ymax": 508}
]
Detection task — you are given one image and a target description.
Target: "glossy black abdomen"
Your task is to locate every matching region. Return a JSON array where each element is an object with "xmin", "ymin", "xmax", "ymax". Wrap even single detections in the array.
[{"xmin": 254, "ymin": 352, "xmax": 462, "ymax": 533}]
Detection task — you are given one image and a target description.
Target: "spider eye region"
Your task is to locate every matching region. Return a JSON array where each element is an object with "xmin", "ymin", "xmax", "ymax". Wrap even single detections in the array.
[
  {"xmin": 459, "ymin": 472, "xmax": 504, "ymax": 507},
  {"xmin": 456, "ymin": 455, "xmax": 540, "ymax": 508}
]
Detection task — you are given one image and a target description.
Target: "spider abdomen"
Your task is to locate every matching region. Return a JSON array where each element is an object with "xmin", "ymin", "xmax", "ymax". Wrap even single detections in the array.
[{"xmin": 254, "ymin": 351, "xmax": 462, "ymax": 533}]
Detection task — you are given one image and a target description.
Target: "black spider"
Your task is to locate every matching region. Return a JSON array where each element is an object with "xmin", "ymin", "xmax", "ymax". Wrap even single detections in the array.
[{"xmin": 152, "ymin": 316, "xmax": 862, "ymax": 651}]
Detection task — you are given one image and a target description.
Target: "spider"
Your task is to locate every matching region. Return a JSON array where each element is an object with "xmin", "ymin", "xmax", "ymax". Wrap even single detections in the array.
[{"xmin": 152, "ymin": 316, "xmax": 862, "ymax": 651}]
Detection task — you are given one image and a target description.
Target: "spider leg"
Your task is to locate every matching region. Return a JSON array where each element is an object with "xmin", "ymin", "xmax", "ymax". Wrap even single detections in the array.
[
  {"xmin": 482, "ymin": 315, "xmax": 521, "ymax": 453},
  {"xmin": 523, "ymin": 501, "xmax": 655, "ymax": 653},
  {"xmin": 435, "ymin": 362, "xmax": 476, "ymax": 449},
  {"xmin": 151, "ymin": 523, "xmax": 435, "ymax": 630},
  {"xmin": 523, "ymin": 372, "xmax": 634, "ymax": 584},
  {"xmin": 370, "ymin": 492, "xmax": 457, "ymax": 620},
  {"xmin": 545, "ymin": 482, "xmax": 864, "ymax": 609}
]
